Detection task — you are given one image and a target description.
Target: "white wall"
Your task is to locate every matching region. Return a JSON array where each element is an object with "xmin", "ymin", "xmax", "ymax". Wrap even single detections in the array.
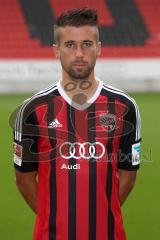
[{"xmin": 0, "ymin": 59, "xmax": 160, "ymax": 93}]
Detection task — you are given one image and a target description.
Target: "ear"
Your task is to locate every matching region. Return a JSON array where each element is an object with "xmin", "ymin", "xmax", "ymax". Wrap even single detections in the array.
[
  {"xmin": 97, "ymin": 41, "xmax": 101, "ymax": 57},
  {"xmin": 53, "ymin": 44, "xmax": 60, "ymax": 59}
]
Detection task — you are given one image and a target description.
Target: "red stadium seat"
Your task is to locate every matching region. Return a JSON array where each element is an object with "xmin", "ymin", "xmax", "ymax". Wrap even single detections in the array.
[{"xmin": 0, "ymin": 0, "xmax": 160, "ymax": 58}]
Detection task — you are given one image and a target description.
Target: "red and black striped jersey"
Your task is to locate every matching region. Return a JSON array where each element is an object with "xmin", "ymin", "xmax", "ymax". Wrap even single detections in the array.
[{"xmin": 14, "ymin": 80, "xmax": 141, "ymax": 240}]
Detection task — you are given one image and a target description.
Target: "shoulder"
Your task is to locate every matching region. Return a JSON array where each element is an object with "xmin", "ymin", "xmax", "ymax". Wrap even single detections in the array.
[
  {"xmin": 102, "ymin": 83, "xmax": 139, "ymax": 111},
  {"xmin": 19, "ymin": 83, "xmax": 58, "ymax": 113},
  {"xmin": 15, "ymin": 83, "xmax": 59, "ymax": 126},
  {"xmin": 102, "ymin": 84, "xmax": 141, "ymax": 141}
]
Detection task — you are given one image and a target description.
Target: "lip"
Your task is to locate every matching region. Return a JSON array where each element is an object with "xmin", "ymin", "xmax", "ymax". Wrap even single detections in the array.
[{"xmin": 73, "ymin": 63, "xmax": 86, "ymax": 67}]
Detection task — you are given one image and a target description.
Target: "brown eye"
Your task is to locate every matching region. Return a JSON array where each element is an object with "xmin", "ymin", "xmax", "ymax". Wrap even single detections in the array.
[
  {"xmin": 83, "ymin": 42, "xmax": 92, "ymax": 48},
  {"xmin": 66, "ymin": 43, "xmax": 75, "ymax": 48}
]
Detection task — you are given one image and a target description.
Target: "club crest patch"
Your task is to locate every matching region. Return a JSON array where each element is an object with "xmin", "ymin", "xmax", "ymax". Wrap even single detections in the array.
[{"xmin": 99, "ymin": 113, "xmax": 116, "ymax": 132}]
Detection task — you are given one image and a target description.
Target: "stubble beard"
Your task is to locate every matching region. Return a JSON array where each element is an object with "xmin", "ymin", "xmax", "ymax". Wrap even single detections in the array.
[
  {"xmin": 62, "ymin": 61, "xmax": 96, "ymax": 81},
  {"xmin": 69, "ymin": 66, "xmax": 91, "ymax": 80}
]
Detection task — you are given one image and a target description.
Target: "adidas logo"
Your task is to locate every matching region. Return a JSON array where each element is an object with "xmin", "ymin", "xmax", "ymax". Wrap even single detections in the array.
[{"xmin": 48, "ymin": 118, "xmax": 62, "ymax": 128}]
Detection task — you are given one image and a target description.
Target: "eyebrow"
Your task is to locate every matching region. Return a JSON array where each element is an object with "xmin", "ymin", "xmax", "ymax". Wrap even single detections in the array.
[
  {"xmin": 64, "ymin": 40, "xmax": 93, "ymax": 44},
  {"xmin": 64, "ymin": 40, "xmax": 74, "ymax": 45}
]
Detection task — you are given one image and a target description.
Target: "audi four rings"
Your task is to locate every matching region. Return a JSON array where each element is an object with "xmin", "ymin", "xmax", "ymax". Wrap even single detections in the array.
[{"xmin": 59, "ymin": 142, "xmax": 105, "ymax": 159}]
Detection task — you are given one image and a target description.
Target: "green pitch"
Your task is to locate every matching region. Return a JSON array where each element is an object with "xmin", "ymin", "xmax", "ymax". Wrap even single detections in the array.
[{"xmin": 0, "ymin": 93, "xmax": 159, "ymax": 239}]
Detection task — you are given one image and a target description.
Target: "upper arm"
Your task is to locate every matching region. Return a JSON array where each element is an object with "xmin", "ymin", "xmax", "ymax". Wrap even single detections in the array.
[
  {"xmin": 13, "ymin": 100, "xmax": 39, "ymax": 173},
  {"xmin": 118, "ymin": 99, "xmax": 141, "ymax": 171},
  {"xmin": 118, "ymin": 169, "xmax": 137, "ymax": 183},
  {"xmin": 15, "ymin": 168, "xmax": 38, "ymax": 185}
]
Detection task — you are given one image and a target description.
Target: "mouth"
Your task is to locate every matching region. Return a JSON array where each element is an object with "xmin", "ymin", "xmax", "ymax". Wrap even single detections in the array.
[{"xmin": 72, "ymin": 62, "xmax": 87, "ymax": 67}]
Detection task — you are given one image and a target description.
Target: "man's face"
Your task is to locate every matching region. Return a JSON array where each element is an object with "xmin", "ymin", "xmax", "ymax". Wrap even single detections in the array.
[{"xmin": 54, "ymin": 26, "xmax": 101, "ymax": 80}]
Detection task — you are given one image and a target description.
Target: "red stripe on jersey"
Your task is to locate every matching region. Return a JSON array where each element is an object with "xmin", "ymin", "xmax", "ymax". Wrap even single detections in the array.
[
  {"xmin": 95, "ymin": 95, "xmax": 108, "ymax": 240},
  {"xmin": 34, "ymin": 103, "xmax": 52, "ymax": 240},
  {"xmin": 32, "ymin": 89, "xmax": 129, "ymax": 240},
  {"xmin": 54, "ymin": 97, "xmax": 69, "ymax": 240},
  {"xmin": 111, "ymin": 100, "xmax": 127, "ymax": 240},
  {"xmin": 74, "ymin": 109, "xmax": 89, "ymax": 240}
]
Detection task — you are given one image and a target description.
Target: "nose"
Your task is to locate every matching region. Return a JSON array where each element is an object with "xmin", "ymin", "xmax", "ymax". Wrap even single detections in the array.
[{"xmin": 75, "ymin": 45, "xmax": 83, "ymax": 58}]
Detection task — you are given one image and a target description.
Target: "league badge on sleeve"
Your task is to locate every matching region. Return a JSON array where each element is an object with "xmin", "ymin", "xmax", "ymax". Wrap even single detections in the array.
[
  {"xmin": 13, "ymin": 142, "xmax": 23, "ymax": 166},
  {"xmin": 132, "ymin": 142, "xmax": 140, "ymax": 166}
]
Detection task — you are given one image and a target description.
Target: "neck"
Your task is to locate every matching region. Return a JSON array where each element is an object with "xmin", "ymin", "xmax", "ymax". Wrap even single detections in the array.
[{"xmin": 60, "ymin": 71, "xmax": 99, "ymax": 105}]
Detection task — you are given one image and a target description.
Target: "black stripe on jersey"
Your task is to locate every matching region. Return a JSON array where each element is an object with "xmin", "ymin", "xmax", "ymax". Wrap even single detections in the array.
[
  {"xmin": 14, "ymin": 109, "xmax": 39, "ymax": 172},
  {"xmin": 67, "ymin": 105, "xmax": 76, "ymax": 240},
  {"xmin": 47, "ymin": 96, "xmax": 57, "ymax": 240},
  {"xmin": 88, "ymin": 104, "xmax": 97, "ymax": 240},
  {"xmin": 106, "ymin": 96, "xmax": 115, "ymax": 240}
]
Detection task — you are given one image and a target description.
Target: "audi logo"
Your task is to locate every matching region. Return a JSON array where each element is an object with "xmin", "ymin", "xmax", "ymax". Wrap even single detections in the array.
[{"xmin": 59, "ymin": 142, "xmax": 105, "ymax": 159}]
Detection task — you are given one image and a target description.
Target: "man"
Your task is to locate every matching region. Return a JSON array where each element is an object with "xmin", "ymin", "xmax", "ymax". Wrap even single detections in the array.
[{"xmin": 14, "ymin": 8, "xmax": 141, "ymax": 240}]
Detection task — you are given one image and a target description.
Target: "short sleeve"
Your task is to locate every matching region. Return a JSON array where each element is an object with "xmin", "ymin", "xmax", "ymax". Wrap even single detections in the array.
[
  {"xmin": 13, "ymin": 101, "xmax": 39, "ymax": 172},
  {"xmin": 118, "ymin": 99, "xmax": 141, "ymax": 171}
]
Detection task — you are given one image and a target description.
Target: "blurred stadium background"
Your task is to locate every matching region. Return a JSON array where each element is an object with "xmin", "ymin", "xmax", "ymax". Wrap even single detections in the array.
[{"xmin": 0, "ymin": 0, "xmax": 160, "ymax": 239}]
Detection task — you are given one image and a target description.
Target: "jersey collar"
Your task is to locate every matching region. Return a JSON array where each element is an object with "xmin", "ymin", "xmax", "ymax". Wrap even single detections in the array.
[{"xmin": 56, "ymin": 78, "xmax": 103, "ymax": 111}]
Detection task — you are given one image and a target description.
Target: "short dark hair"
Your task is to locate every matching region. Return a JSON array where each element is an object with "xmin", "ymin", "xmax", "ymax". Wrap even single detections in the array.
[
  {"xmin": 54, "ymin": 8, "xmax": 99, "ymax": 43},
  {"xmin": 55, "ymin": 8, "xmax": 98, "ymax": 27}
]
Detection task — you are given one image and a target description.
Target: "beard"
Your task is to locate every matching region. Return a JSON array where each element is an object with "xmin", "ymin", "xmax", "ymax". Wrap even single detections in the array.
[{"xmin": 61, "ymin": 59, "xmax": 96, "ymax": 80}]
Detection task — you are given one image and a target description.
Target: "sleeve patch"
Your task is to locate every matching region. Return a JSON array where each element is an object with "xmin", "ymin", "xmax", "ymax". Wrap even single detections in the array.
[
  {"xmin": 132, "ymin": 142, "xmax": 140, "ymax": 166},
  {"xmin": 13, "ymin": 142, "xmax": 23, "ymax": 166}
]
